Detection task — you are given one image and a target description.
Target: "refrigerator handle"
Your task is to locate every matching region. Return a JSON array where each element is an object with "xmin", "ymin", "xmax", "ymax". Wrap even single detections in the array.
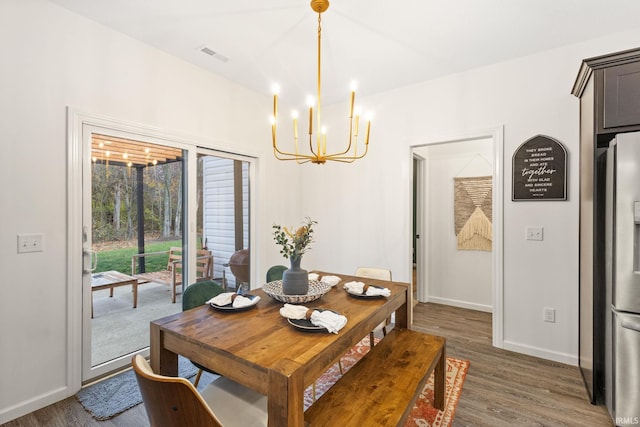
[
  {"xmin": 635, "ymin": 201, "xmax": 640, "ymax": 272},
  {"xmin": 621, "ymin": 318, "xmax": 640, "ymax": 333}
]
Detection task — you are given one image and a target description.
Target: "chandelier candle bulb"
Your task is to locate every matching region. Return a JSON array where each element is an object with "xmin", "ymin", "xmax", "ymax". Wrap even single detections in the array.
[
  {"xmin": 365, "ymin": 120, "xmax": 371, "ymax": 144},
  {"xmin": 292, "ymin": 111, "xmax": 299, "ymax": 139},
  {"xmin": 273, "ymin": 93, "xmax": 278, "ymax": 121},
  {"xmin": 350, "ymin": 93, "xmax": 355, "ymax": 117}
]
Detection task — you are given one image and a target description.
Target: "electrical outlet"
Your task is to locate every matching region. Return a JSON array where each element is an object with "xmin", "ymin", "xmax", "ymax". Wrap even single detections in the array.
[
  {"xmin": 17, "ymin": 233, "xmax": 44, "ymax": 253},
  {"xmin": 526, "ymin": 226, "xmax": 543, "ymax": 241},
  {"xmin": 543, "ymin": 307, "xmax": 556, "ymax": 323}
]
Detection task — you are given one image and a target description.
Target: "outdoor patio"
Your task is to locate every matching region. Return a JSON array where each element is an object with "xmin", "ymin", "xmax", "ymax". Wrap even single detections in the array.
[{"xmin": 91, "ymin": 281, "xmax": 183, "ymax": 366}]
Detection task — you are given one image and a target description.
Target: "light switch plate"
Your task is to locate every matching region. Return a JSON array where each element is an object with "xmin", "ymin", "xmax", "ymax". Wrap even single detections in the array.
[
  {"xmin": 17, "ymin": 233, "xmax": 44, "ymax": 253},
  {"xmin": 526, "ymin": 226, "xmax": 543, "ymax": 241}
]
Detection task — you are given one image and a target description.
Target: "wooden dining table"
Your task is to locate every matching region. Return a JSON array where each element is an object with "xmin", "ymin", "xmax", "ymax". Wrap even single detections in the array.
[{"xmin": 150, "ymin": 270, "xmax": 412, "ymax": 426}]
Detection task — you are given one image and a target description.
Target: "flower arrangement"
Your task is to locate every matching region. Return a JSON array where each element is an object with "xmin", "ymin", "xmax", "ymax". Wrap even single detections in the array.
[{"xmin": 272, "ymin": 217, "xmax": 317, "ymax": 261}]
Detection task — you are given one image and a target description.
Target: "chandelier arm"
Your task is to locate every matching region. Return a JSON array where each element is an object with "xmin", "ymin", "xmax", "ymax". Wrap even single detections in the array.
[
  {"xmin": 273, "ymin": 148, "xmax": 313, "ymax": 163},
  {"xmin": 324, "ymin": 143, "xmax": 369, "ymax": 162}
]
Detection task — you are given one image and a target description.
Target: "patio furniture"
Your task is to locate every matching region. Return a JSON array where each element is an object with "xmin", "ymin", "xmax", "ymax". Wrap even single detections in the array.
[
  {"xmin": 222, "ymin": 249, "xmax": 249, "ymax": 291},
  {"xmin": 90, "ymin": 270, "xmax": 139, "ymax": 318},
  {"xmin": 132, "ymin": 354, "xmax": 267, "ymax": 427},
  {"xmin": 132, "ymin": 247, "xmax": 213, "ymax": 303}
]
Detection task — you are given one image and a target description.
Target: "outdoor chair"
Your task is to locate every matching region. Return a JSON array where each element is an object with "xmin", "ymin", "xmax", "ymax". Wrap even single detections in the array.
[
  {"xmin": 132, "ymin": 354, "xmax": 267, "ymax": 427},
  {"xmin": 182, "ymin": 280, "xmax": 225, "ymax": 387},
  {"xmin": 355, "ymin": 267, "xmax": 393, "ymax": 349},
  {"xmin": 132, "ymin": 247, "xmax": 213, "ymax": 303}
]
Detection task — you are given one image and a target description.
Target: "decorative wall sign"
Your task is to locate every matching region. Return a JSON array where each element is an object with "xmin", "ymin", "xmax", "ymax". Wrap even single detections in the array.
[
  {"xmin": 512, "ymin": 135, "xmax": 567, "ymax": 201},
  {"xmin": 454, "ymin": 176, "xmax": 492, "ymax": 251}
]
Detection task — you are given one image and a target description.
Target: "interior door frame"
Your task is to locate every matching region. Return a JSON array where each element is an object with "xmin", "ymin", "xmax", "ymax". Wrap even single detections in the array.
[{"xmin": 410, "ymin": 125, "xmax": 504, "ymax": 348}]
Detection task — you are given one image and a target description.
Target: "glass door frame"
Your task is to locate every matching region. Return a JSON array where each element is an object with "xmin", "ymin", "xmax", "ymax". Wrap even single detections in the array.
[{"xmin": 68, "ymin": 109, "xmax": 257, "ymax": 385}]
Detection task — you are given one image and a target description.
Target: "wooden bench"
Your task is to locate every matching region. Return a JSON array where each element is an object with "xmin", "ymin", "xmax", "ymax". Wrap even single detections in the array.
[
  {"xmin": 131, "ymin": 247, "xmax": 213, "ymax": 303},
  {"xmin": 304, "ymin": 329, "xmax": 446, "ymax": 427}
]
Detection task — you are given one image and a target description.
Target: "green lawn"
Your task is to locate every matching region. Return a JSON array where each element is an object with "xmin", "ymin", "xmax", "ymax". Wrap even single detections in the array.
[{"xmin": 95, "ymin": 240, "xmax": 181, "ymax": 274}]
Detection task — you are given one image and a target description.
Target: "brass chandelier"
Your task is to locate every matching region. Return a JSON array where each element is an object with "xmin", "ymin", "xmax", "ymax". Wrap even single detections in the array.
[{"xmin": 271, "ymin": 0, "xmax": 371, "ymax": 164}]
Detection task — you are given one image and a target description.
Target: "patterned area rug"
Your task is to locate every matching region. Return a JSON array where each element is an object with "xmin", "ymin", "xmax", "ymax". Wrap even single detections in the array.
[{"xmin": 304, "ymin": 338, "xmax": 469, "ymax": 427}]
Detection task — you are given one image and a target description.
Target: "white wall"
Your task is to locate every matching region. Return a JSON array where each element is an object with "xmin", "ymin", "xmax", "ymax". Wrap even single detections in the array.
[
  {"xmin": 4, "ymin": 0, "xmax": 640, "ymax": 423},
  {"xmin": 299, "ymin": 27, "xmax": 640, "ymax": 368},
  {"xmin": 416, "ymin": 139, "xmax": 494, "ymax": 312},
  {"xmin": 0, "ymin": 1, "xmax": 299, "ymax": 423}
]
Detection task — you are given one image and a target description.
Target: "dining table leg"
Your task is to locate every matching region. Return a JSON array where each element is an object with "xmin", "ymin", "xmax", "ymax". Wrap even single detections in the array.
[
  {"xmin": 268, "ymin": 358, "xmax": 305, "ymax": 426},
  {"xmin": 150, "ymin": 321, "xmax": 178, "ymax": 376},
  {"xmin": 395, "ymin": 285, "xmax": 410, "ymax": 329},
  {"xmin": 433, "ymin": 341, "xmax": 446, "ymax": 410}
]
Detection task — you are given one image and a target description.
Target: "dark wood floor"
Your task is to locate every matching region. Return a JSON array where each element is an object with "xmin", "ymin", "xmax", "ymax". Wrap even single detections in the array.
[{"xmin": 2, "ymin": 303, "xmax": 612, "ymax": 426}]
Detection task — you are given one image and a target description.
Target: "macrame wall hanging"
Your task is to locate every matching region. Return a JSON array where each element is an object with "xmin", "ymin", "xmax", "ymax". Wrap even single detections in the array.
[{"xmin": 454, "ymin": 176, "xmax": 493, "ymax": 251}]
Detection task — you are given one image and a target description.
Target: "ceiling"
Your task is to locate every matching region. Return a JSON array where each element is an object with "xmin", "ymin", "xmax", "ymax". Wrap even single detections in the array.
[{"xmin": 50, "ymin": 0, "xmax": 640, "ymax": 107}]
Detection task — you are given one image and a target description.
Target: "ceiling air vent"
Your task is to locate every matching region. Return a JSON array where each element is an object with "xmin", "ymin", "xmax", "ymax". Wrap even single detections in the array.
[{"xmin": 199, "ymin": 45, "xmax": 229, "ymax": 63}]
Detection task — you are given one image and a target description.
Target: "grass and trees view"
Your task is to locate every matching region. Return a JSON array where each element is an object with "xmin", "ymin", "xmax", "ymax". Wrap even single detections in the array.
[{"xmin": 92, "ymin": 162, "xmax": 183, "ymax": 273}]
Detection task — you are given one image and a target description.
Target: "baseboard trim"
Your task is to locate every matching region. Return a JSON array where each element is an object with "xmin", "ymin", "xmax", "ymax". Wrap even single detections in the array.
[
  {"xmin": 424, "ymin": 296, "xmax": 493, "ymax": 313},
  {"xmin": 503, "ymin": 340, "xmax": 578, "ymax": 366},
  {"xmin": 0, "ymin": 386, "xmax": 70, "ymax": 424}
]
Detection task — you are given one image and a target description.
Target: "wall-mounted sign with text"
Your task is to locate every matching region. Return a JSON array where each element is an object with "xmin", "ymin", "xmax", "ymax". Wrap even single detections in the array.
[{"xmin": 512, "ymin": 135, "xmax": 567, "ymax": 201}]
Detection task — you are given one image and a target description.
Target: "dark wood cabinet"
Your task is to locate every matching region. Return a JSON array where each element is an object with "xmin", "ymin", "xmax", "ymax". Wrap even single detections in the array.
[
  {"xmin": 602, "ymin": 61, "xmax": 640, "ymax": 129},
  {"xmin": 572, "ymin": 47, "xmax": 640, "ymax": 406}
]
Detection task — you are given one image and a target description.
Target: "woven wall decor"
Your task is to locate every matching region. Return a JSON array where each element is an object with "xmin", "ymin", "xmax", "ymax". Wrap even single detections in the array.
[{"xmin": 454, "ymin": 176, "xmax": 492, "ymax": 251}]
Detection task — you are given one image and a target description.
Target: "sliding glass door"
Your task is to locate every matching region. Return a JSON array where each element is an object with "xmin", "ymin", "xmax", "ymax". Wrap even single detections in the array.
[
  {"xmin": 196, "ymin": 151, "xmax": 251, "ymax": 291},
  {"xmin": 82, "ymin": 128, "xmax": 186, "ymax": 381},
  {"xmin": 71, "ymin": 111, "xmax": 256, "ymax": 384}
]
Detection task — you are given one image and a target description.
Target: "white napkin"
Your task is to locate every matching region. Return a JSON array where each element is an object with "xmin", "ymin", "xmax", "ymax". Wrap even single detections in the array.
[
  {"xmin": 320, "ymin": 275, "xmax": 341, "ymax": 286},
  {"xmin": 280, "ymin": 303, "xmax": 348, "ymax": 334},
  {"xmin": 232, "ymin": 294, "xmax": 258, "ymax": 308},
  {"xmin": 208, "ymin": 292, "xmax": 257, "ymax": 308},
  {"xmin": 343, "ymin": 281, "xmax": 391, "ymax": 297},
  {"xmin": 310, "ymin": 310, "xmax": 348, "ymax": 334},
  {"xmin": 279, "ymin": 303, "xmax": 309, "ymax": 320},
  {"xmin": 308, "ymin": 273, "xmax": 319, "ymax": 281}
]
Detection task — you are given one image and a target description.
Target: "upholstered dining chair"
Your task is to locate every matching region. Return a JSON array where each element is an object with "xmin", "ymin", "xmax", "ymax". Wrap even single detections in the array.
[
  {"xmin": 132, "ymin": 354, "xmax": 267, "ymax": 427},
  {"xmin": 355, "ymin": 267, "xmax": 393, "ymax": 349},
  {"xmin": 265, "ymin": 265, "xmax": 287, "ymax": 282},
  {"xmin": 182, "ymin": 280, "xmax": 225, "ymax": 387}
]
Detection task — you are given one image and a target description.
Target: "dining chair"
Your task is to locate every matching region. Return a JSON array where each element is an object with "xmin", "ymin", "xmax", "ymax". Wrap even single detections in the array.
[
  {"xmin": 132, "ymin": 354, "xmax": 267, "ymax": 427},
  {"xmin": 265, "ymin": 265, "xmax": 287, "ymax": 282},
  {"xmin": 355, "ymin": 267, "xmax": 393, "ymax": 349},
  {"xmin": 182, "ymin": 280, "xmax": 225, "ymax": 387}
]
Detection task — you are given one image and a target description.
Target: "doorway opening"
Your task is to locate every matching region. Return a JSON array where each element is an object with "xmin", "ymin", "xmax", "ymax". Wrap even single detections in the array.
[{"xmin": 411, "ymin": 127, "xmax": 504, "ymax": 348}]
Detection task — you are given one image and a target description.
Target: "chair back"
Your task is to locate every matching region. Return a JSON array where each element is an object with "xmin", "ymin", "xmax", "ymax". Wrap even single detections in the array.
[
  {"xmin": 166, "ymin": 247, "xmax": 183, "ymax": 272},
  {"xmin": 164, "ymin": 247, "xmax": 212, "ymax": 278},
  {"xmin": 132, "ymin": 355, "xmax": 223, "ymax": 427},
  {"xmin": 195, "ymin": 249, "xmax": 214, "ymax": 279},
  {"xmin": 182, "ymin": 280, "xmax": 225, "ymax": 312},
  {"xmin": 266, "ymin": 265, "xmax": 287, "ymax": 282},
  {"xmin": 355, "ymin": 267, "xmax": 392, "ymax": 281}
]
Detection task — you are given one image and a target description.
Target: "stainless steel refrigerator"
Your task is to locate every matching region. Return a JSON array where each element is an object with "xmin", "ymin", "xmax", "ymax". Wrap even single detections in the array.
[{"xmin": 605, "ymin": 133, "xmax": 640, "ymax": 426}]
